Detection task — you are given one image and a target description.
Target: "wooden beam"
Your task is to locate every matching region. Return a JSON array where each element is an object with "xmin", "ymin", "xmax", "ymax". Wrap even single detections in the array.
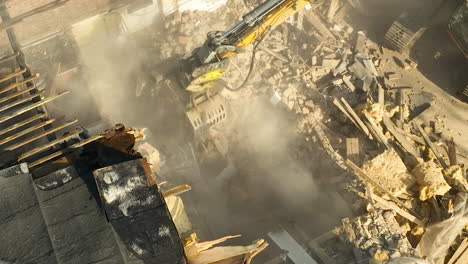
[
  {"xmin": 0, "ymin": 73, "xmax": 40, "ymax": 95},
  {"xmin": 333, "ymin": 98, "xmax": 361, "ymax": 130},
  {"xmin": 340, "ymin": 98, "xmax": 370, "ymax": 137},
  {"xmin": 346, "ymin": 138, "xmax": 360, "ymax": 165},
  {"xmin": 0, "ymin": 52, "xmax": 19, "ymax": 65},
  {"xmin": 0, "ymin": 113, "xmax": 46, "ymax": 137},
  {"xmin": 447, "ymin": 138, "xmax": 458, "ymax": 166},
  {"xmin": 370, "ymin": 193, "xmax": 425, "ymax": 226},
  {"xmin": 162, "ymin": 184, "xmax": 192, "ymax": 198},
  {"xmin": 18, "ymin": 128, "xmax": 82, "ymax": 161},
  {"xmin": 382, "ymin": 113, "xmax": 419, "ymax": 157},
  {"xmin": 0, "ymin": 68, "xmax": 26, "ymax": 84},
  {"xmin": 327, "ymin": 0, "xmax": 341, "ymax": 23},
  {"xmin": 304, "ymin": 10, "xmax": 336, "ymax": 41},
  {"xmin": 0, "ymin": 88, "xmax": 43, "ymax": 114},
  {"xmin": 0, "ymin": 118, "xmax": 55, "ymax": 146},
  {"xmin": 363, "ymin": 112, "xmax": 390, "ymax": 149},
  {"xmin": 28, "ymin": 135, "xmax": 102, "ymax": 168},
  {"xmin": 6, "ymin": 119, "xmax": 78, "ymax": 151},
  {"xmin": 454, "ymin": 244, "xmax": 468, "ymax": 264},
  {"xmin": 0, "ymin": 90, "xmax": 69, "ymax": 124},
  {"xmin": 415, "ymin": 123, "xmax": 449, "ymax": 169},
  {"xmin": 345, "ymin": 159, "xmax": 420, "ymax": 217},
  {"xmin": 448, "ymin": 238, "xmax": 468, "ymax": 264}
]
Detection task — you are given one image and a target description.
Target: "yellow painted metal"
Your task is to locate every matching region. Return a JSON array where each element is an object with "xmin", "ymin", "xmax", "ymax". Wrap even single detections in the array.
[
  {"xmin": 186, "ymin": 0, "xmax": 314, "ymax": 92},
  {"xmin": 186, "ymin": 69, "xmax": 225, "ymax": 93},
  {"xmin": 238, "ymin": 0, "xmax": 313, "ymax": 48}
]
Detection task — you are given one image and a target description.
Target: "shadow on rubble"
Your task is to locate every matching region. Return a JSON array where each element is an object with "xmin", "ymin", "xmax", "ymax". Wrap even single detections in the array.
[
  {"xmin": 343, "ymin": 0, "xmax": 421, "ymax": 45},
  {"xmin": 410, "ymin": 26, "xmax": 468, "ymax": 101}
]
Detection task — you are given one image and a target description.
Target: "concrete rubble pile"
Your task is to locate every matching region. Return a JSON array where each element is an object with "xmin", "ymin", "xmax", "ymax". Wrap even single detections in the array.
[{"xmin": 133, "ymin": 0, "xmax": 467, "ymax": 263}]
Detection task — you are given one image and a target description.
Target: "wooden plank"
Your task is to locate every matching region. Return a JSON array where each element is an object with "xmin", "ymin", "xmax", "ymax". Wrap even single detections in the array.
[
  {"xmin": 0, "ymin": 84, "xmax": 38, "ymax": 104},
  {"xmin": 0, "ymin": 73, "xmax": 40, "ymax": 95},
  {"xmin": 0, "ymin": 68, "xmax": 26, "ymax": 84},
  {"xmin": 345, "ymin": 159, "xmax": 420, "ymax": 217},
  {"xmin": 6, "ymin": 119, "xmax": 78, "ymax": 151},
  {"xmin": 162, "ymin": 184, "xmax": 192, "ymax": 198},
  {"xmin": 398, "ymin": 89, "xmax": 405, "ymax": 124},
  {"xmin": 28, "ymin": 135, "xmax": 103, "ymax": 168},
  {"xmin": 355, "ymin": 31, "xmax": 366, "ymax": 54},
  {"xmin": 310, "ymin": 116, "xmax": 347, "ymax": 170},
  {"xmin": 0, "ymin": 52, "xmax": 19, "ymax": 65},
  {"xmin": 448, "ymin": 238, "xmax": 468, "ymax": 264},
  {"xmin": 333, "ymin": 98, "xmax": 360, "ymax": 130},
  {"xmin": 0, "ymin": 90, "xmax": 69, "ymax": 124},
  {"xmin": 454, "ymin": 247, "xmax": 468, "ymax": 264},
  {"xmin": 415, "ymin": 123, "xmax": 449, "ymax": 169},
  {"xmin": 0, "ymin": 118, "xmax": 56, "ymax": 146},
  {"xmin": 0, "ymin": 113, "xmax": 47, "ymax": 137},
  {"xmin": 0, "ymin": 88, "xmax": 44, "ymax": 113},
  {"xmin": 363, "ymin": 112, "xmax": 390, "ymax": 149},
  {"xmin": 327, "ymin": 0, "xmax": 340, "ymax": 22},
  {"xmin": 340, "ymin": 98, "xmax": 370, "ymax": 137},
  {"xmin": 296, "ymin": 10, "xmax": 304, "ymax": 31},
  {"xmin": 382, "ymin": 113, "xmax": 419, "ymax": 157},
  {"xmin": 304, "ymin": 10, "xmax": 336, "ymax": 41},
  {"xmin": 18, "ymin": 128, "xmax": 83, "ymax": 161},
  {"xmin": 447, "ymin": 138, "xmax": 458, "ymax": 166},
  {"xmin": 378, "ymin": 84, "xmax": 385, "ymax": 105},
  {"xmin": 346, "ymin": 138, "xmax": 360, "ymax": 165},
  {"xmin": 371, "ymin": 193, "xmax": 425, "ymax": 226}
]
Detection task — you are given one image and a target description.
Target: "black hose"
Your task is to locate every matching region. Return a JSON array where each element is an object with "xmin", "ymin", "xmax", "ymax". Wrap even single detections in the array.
[{"xmin": 225, "ymin": 26, "xmax": 272, "ymax": 92}]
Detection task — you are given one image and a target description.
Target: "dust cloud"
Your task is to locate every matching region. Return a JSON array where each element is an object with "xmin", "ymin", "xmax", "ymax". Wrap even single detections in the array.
[
  {"xmin": 68, "ymin": 3, "xmax": 351, "ymax": 243},
  {"xmin": 222, "ymin": 95, "xmax": 351, "ymax": 237},
  {"xmin": 76, "ymin": 34, "xmax": 146, "ymax": 125},
  {"xmin": 231, "ymin": 97, "xmax": 319, "ymax": 211}
]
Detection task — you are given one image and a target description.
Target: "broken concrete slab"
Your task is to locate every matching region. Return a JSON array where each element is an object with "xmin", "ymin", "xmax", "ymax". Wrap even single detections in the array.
[
  {"xmin": 342, "ymin": 75, "xmax": 356, "ymax": 92},
  {"xmin": 354, "ymin": 31, "xmax": 366, "ymax": 54},
  {"xmin": 322, "ymin": 58, "xmax": 341, "ymax": 70},
  {"xmin": 412, "ymin": 160, "xmax": 452, "ymax": 201},
  {"xmin": 443, "ymin": 165, "xmax": 468, "ymax": 192},
  {"xmin": 361, "ymin": 149, "xmax": 416, "ymax": 198},
  {"xmin": 348, "ymin": 60, "xmax": 370, "ymax": 81}
]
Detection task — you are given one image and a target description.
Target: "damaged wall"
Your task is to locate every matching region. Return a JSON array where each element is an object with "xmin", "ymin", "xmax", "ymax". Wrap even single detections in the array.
[
  {"xmin": 0, "ymin": 0, "xmax": 130, "ymax": 47},
  {"xmin": 0, "ymin": 0, "xmax": 228, "ymax": 48}
]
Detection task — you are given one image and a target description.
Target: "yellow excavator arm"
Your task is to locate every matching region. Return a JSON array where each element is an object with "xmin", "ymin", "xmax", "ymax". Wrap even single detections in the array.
[
  {"xmin": 179, "ymin": 0, "xmax": 314, "ymax": 93},
  {"xmin": 236, "ymin": 0, "xmax": 313, "ymax": 49}
]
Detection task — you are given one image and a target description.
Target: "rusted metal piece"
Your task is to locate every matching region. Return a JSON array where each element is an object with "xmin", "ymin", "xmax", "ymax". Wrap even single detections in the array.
[
  {"xmin": 0, "ymin": 113, "xmax": 47, "ymax": 137},
  {"xmin": 6, "ymin": 119, "xmax": 78, "ymax": 151},
  {"xmin": 0, "ymin": 90, "xmax": 69, "ymax": 124},
  {"xmin": 29, "ymin": 135, "xmax": 103, "ymax": 168},
  {"xmin": 0, "ymin": 73, "xmax": 40, "ymax": 95},
  {"xmin": 0, "ymin": 52, "xmax": 19, "ymax": 65},
  {"xmin": 0, "ymin": 89, "xmax": 44, "ymax": 113},
  {"xmin": 0, "ymin": 84, "xmax": 38, "ymax": 104},
  {"xmin": 0, "ymin": 68, "xmax": 26, "ymax": 84},
  {"xmin": 0, "ymin": 118, "xmax": 56, "ymax": 146},
  {"xmin": 18, "ymin": 128, "xmax": 83, "ymax": 161}
]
